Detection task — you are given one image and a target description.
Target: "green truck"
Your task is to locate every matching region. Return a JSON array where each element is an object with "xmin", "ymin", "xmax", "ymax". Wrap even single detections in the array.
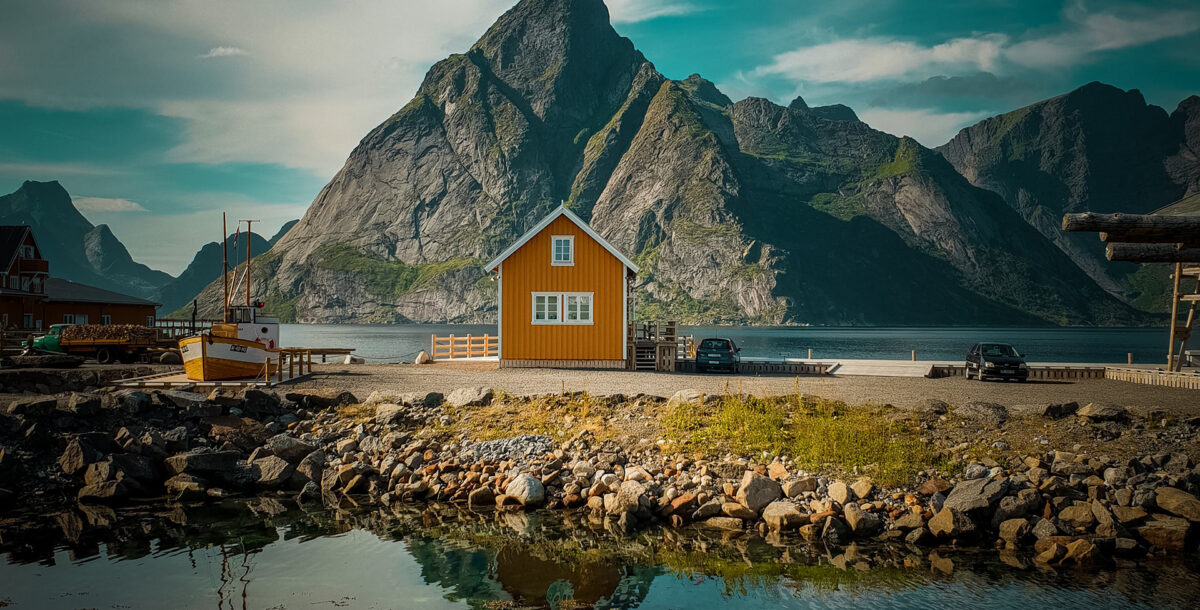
[{"xmin": 27, "ymin": 324, "xmax": 159, "ymax": 364}]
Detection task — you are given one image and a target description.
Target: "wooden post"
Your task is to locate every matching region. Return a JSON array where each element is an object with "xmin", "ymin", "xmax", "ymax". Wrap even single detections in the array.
[
  {"xmin": 289, "ymin": 352, "xmax": 295, "ymax": 379},
  {"xmin": 1128, "ymin": 352, "xmax": 1133, "ymax": 365},
  {"xmin": 911, "ymin": 350, "xmax": 916, "ymax": 361},
  {"xmin": 264, "ymin": 357, "xmax": 271, "ymax": 382},
  {"xmin": 808, "ymin": 348, "xmax": 813, "ymax": 359},
  {"xmin": 1169, "ymin": 262, "xmax": 1183, "ymax": 370}
]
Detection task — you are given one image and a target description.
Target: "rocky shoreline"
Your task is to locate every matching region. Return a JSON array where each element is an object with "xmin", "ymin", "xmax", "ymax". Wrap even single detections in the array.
[{"xmin": 2, "ymin": 385, "xmax": 1198, "ymax": 571}]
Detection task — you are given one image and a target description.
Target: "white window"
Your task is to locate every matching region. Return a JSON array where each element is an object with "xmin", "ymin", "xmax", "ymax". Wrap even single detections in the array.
[
  {"xmin": 101, "ymin": 315, "xmax": 111, "ymax": 325},
  {"xmin": 146, "ymin": 316, "xmax": 156, "ymax": 327},
  {"xmin": 19, "ymin": 245, "xmax": 33, "ymax": 258},
  {"xmin": 22, "ymin": 313, "xmax": 32, "ymax": 329},
  {"xmin": 564, "ymin": 294, "xmax": 592, "ymax": 323},
  {"xmin": 532, "ymin": 293, "xmax": 560, "ymax": 323},
  {"xmin": 7, "ymin": 276, "xmax": 16, "ymax": 289},
  {"xmin": 532, "ymin": 292, "xmax": 593, "ymax": 325},
  {"xmin": 76, "ymin": 314, "xmax": 88, "ymax": 325},
  {"xmin": 34, "ymin": 319, "xmax": 41, "ymax": 330},
  {"xmin": 63, "ymin": 314, "xmax": 76, "ymax": 324},
  {"xmin": 551, "ymin": 235, "xmax": 574, "ymax": 266}
]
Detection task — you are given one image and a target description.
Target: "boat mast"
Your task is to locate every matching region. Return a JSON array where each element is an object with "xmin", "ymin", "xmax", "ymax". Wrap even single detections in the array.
[
  {"xmin": 222, "ymin": 213, "xmax": 230, "ymax": 322},
  {"xmin": 241, "ymin": 219, "xmax": 258, "ymax": 307}
]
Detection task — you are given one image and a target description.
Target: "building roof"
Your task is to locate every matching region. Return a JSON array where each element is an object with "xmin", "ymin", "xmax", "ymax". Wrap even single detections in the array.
[
  {"xmin": 0, "ymin": 225, "xmax": 33, "ymax": 273},
  {"xmin": 44, "ymin": 278, "xmax": 159, "ymax": 307},
  {"xmin": 485, "ymin": 205, "xmax": 639, "ymax": 273}
]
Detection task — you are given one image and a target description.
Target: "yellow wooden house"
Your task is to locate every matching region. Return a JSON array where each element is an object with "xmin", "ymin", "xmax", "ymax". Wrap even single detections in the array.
[{"xmin": 485, "ymin": 205, "xmax": 638, "ymax": 368}]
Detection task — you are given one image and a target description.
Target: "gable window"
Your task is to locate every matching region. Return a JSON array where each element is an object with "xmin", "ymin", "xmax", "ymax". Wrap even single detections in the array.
[
  {"xmin": 19, "ymin": 245, "xmax": 33, "ymax": 259},
  {"xmin": 532, "ymin": 292, "xmax": 593, "ymax": 325},
  {"xmin": 551, "ymin": 235, "xmax": 574, "ymax": 266},
  {"xmin": 9, "ymin": 276, "xmax": 19, "ymax": 289}
]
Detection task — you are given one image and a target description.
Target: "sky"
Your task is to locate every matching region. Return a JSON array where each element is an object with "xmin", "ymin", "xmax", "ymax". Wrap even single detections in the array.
[{"xmin": 1, "ymin": 0, "xmax": 1197, "ymax": 275}]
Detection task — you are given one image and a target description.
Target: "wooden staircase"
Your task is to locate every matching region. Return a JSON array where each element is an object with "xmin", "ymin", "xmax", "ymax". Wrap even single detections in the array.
[{"xmin": 1169, "ymin": 265, "xmax": 1200, "ymax": 371}]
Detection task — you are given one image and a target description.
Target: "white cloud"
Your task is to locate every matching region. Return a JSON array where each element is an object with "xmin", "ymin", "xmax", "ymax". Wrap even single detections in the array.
[
  {"xmin": 73, "ymin": 196, "xmax": 147, "ymax": 212},
  {"xmin": 856, "ymin": 108, "xmax": 992, "ymax": 147},
  {"xmin": 753, "ymin": 4, "xmax": 1200, "ymax": 84},
  {"xmin": 607, "ymin": 0, "xmax": 697, "ymax": 23},
  {"xmin": 0, "ymin": 162, "xmax": 119, "ymax": 176},
  {"xmin": 198, "ymin": 46, "xmax": 248, "ymax": 59}
]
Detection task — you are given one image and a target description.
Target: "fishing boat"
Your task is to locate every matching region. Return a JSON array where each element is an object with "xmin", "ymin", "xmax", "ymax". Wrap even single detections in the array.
[{"xmin": 180, "ymin": 215, "xmax": 280, "ymax": 381}]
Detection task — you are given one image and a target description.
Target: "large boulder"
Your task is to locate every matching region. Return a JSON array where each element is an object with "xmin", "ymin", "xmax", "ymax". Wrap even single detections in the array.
[
  {"xmin": 58, "ymin": 434, "xmax": 114, "ymax": 475},
  {"xmin": 943, "ymin": 477, "xmax": 1008, "ymax": 513},
  {"xmin": 827, "ymin": 480, "xmax": 854, "ymax": 505},
  {"xmin": 611, "ymin": 480, "xmax": 646, "ymax": 515},
  {"xmin": 5, "ymin": 396, "xmax": 57, "ymax": 417},
  {"xmin": 843, "ymin": 503, "xmax": 882, "ymax": 535},
  {"xmin": 447, "ymin": 387, "xmax": 494, "ymax": 408},
  {"xmin": 252, "ymin": 456, "xmax": 295, "ymax": 489},
  {"xmin": 165, "ymin": 473, "xmax": 208, "ymax": 500},
  {"xmin": 504, "ymin": 473, "xmax": 545, "ymax": 507},
  {"xmin": 1156, "ymin": 487, "xmax": 1200, "ymax": 522},
  {"xmin": 928, "ymin": 507, "xmax": 977, "ymax": 538},
  {"xmin": 1077, "ymin": 402, "xmax": 1127, "ymax": 422},
  {"xmin": 59, "ymin": 393, "xmax": 102, "ymax": 417},
  {"xmin": 374, "ymin": 404, "xmax": 409, "ymax": 425},
  {"xmin": 761, "ymin": 502, "xmax": 805, "ymax": 531},
  {"xmin": 77, "ymin": 480, "xmax": 128, "ymax": 504},
  {"xmin": 957, "ymin": 401, "xmax": 1007, "ymax": 427},
  {"xmin": 667, "ymin": 389, "xmax": 703, "ymax": 408},
  {"xmin": 1135, "ymin": 514, "xmax": 1191, "ymax": 551},
  {"xmin": 165, "ymin": 449, "xmax": 241, "ymax": 475},
  {"xmin": 265, "ymin": 434, "xmax": 315, "ymax": 463},
  {"xmin": 157, "ymin": 391, "xmax": 222, "ymax": 418},
  {"xmin": 736, "ymin": 471, "xmax": 782, "ymax": 513}
]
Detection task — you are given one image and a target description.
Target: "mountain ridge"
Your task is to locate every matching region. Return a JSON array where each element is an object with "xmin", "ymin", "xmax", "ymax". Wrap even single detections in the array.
[{"xmin": 175, "ymin": 0, "xmax": 1169, "ymax": 326}]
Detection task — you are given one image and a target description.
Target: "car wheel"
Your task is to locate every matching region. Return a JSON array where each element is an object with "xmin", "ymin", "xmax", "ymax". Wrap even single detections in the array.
[{"xmin": 96, "ymin": 348, "xmax": 115, "ymax": 365}]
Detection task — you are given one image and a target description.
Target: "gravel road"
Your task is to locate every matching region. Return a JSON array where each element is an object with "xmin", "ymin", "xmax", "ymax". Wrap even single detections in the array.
[{"xmin": 290, "ymin": 363, "xmax": 1200, "ymax": 415}]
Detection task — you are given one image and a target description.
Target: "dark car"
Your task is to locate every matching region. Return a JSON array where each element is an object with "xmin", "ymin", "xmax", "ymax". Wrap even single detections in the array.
[
  {"xmin": 966, "ymin": 342, "xmax": 1029, "ymax": 382},
  {"xmin": 696, "ymin": 338, "xmax": 740, "ymax": 374}
]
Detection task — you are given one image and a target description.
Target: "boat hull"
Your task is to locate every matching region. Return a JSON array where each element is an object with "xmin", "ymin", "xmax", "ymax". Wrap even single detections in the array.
[{"xmin": 179, "ymin": 335, "xmax": 277, "ymax": 381}]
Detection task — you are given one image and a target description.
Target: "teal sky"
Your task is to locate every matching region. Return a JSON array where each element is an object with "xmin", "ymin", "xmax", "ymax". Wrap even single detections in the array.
[{"xmin": 1, "ymin": 0, "xmax": 1197, "ymax": 274}]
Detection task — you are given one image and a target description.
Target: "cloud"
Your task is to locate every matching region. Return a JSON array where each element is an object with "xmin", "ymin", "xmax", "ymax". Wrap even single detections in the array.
[
  {"xmin": 198, "ymin": 46, "xmax": 247, "ymax": 59},
  {"xmin": 868, "ymin": 73, "xmax": 1043, "ymax": 107},
  {"xmin": 0, "ymin": 161, "xmax": 118, "ymax": 176},
  {"xmin": 73, "ymin": 196, "xmax": 147, "ymax": 212},
  {"xmin": 753, "ymin": 4, "xmax": 1200, "ymax": 85},
  {"xmin": 856, "ymin": 108, "xmax": 992, "ymax": 147},
  {"xmin": 607, "ymin": 0, "xmax": 698, "ymax": 23}
]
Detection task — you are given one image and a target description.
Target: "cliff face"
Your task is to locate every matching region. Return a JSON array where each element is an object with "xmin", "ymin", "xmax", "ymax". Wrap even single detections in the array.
[
  {"xmin": 191, "ymin": 0, "xmax": 1145, "ymax": 326},
  {"xmin": 937, "ymin": 83, "xmax": 1200, "ymax": 306}
]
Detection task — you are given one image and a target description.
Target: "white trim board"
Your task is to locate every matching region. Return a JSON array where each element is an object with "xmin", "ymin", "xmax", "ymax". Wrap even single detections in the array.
[{"xmin": 485, "ymin": 205, "xmax": 640, "ymax": 273}]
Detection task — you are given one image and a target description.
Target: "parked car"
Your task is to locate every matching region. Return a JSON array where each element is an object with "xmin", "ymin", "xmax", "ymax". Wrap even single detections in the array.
[
  {"xmin": 965, "ymin": 342, "xmax": 1029, "ymax": 382},
  {"xmin": 695, "ymin": 338, "xmax": 740, "ymax": 374}
]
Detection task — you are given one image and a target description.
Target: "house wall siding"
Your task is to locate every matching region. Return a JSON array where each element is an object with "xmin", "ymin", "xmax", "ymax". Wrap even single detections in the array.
[{"xmin": 500, "ymin": 216, "xmax": 625, "ymax": 361}]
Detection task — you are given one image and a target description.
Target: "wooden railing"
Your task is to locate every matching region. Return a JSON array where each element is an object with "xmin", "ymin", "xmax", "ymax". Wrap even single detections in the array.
[
  {"xmin": 155, "ymin": 319, "xmax": 218, "ymax": 340},
  {"xmin": 431, "ymin": 334, "xmax": 498, "ymax": 361}
]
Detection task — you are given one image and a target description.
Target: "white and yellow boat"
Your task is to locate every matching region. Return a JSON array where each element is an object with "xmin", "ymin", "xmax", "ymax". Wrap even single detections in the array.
[
  {"xmin": 179, "ymin": 214, "xmax": 284, "ymax": 381},
  {"xmin": 180, "ymin": 312, "xmax": 280, "ymax": 381}
]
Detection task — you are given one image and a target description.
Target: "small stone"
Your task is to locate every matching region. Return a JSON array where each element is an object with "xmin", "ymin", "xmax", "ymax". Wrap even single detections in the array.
[
  {"xmin": 705, "ymin": 516, "xmax": 744, "ymax": 530},
  {"xmin": 1112, "ymin": 506, "xmax": 1148, "ymax": 524},
  {"xmin": 942, "ymin": 477, "xmax": 1007, "ymax": 513},
  {"xmin": 843, "ymin": 503, "xmax": 881, "ymax": 535},
  {"xmin": 1058, "ymin": 503, "xmax": 1096, "ymax": 529},
  {"xmin": 253, "ymin": 455, "xmax": 294, "ymax": 488},
  {"xmin": 892, "ymin": 512, "xmax": 925, "ymax": 531},
  {"xmin": 265, "ymin": 434, "xmax": 315, "ymax": 463},
  {"xmin": 446, "ymin": 387, "xmax": 494, "ymax": 408},
  {"xmin": 468, "ymin": 487, "xmax": 495, "ymax": 506},
  {"xmin": 1077, "ymin": 402, "xmax": 1127, "ymax": 422},
  {"xmin": 998, "ymin": 518, "xmax": 1030, "ymax": 544},
  {"xmin": 722, "ymin": 502, "xmax": 757, "ymax": 520},
  {"xmin": 767, "ymin": 462, "xmax": 789, "ymax": 481},
  {"xmin": 849, "ymin": 477, "xmax": 874, "ymax": 500},
  {"xmin": 783, "ymin": 476, "xmax": 818, "ymax": 497},
  {"xmin": 917, "ymin": 477, "xmax": 951, "ymax": 496}
]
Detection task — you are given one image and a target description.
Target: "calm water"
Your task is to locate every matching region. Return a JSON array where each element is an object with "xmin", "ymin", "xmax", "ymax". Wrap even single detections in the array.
[
  {"xmin": 280, "ymin": 324, "xmax": 1168, "ymax": 365},
  {"xmin": 1, "ymin": 501, "xmax": 1196, "ymax": 609}
]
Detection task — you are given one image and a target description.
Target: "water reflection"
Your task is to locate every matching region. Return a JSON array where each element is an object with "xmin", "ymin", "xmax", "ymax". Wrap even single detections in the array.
[{"xmin": 0, "ymin": 500, "xmax": 1197, "ymax": 609}]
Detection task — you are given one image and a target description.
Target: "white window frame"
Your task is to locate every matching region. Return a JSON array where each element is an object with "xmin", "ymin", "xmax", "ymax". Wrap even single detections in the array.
[
  {"xmin": 146, "ymin": 315, "xmax": 156, "ymax": 327},
  {"xmin": 531, "ymin": 291, "xmax": 593, "ymax": 325},
  {"xmin": 76, "ymin": 314, "xmax": 88, "ymax": 325},
  {"xmin": 550, "ymin": 235, "xmax": 574, "ymax": 266},
  {"xmin": 101, "ymin": 314, "xmax": 112, "ymax": 325},
  {"xmin": 63, "ymin": 314, "xmax": 76, "ymax": 324}
]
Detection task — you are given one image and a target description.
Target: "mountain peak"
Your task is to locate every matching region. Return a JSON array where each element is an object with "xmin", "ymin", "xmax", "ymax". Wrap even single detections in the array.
[
  {"xmin": 468, "ymin": 0, "xmax": 643, "ymax": 125},
  {"xmin": 679, "ymin": 74, "xmax": 732, "ymax": 107},
  {"xmin": 788, "ymin": 96, "xmax": 809, "ymax": 110}
]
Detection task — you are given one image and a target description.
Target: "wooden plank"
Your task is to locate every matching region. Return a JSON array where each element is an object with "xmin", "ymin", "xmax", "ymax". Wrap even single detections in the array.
[
  {"xmin": 1106, "ymin": 243, "xmax": 1200, "ymax": 263},
  {"xmin": 1064, "ymin": 211, "xmax": 1200, "ymax": 236}
]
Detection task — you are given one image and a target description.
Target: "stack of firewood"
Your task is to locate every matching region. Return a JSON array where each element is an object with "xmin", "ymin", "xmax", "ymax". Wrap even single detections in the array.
[{"xmin": 61, "ymin": 324, "xmax": 156, "ymax": 342}]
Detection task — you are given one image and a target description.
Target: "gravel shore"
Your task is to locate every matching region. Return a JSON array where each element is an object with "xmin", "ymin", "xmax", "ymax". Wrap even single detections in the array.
[{"xmin": 291, "ymin": 363, "xmax": 1200, "ymax": 415}]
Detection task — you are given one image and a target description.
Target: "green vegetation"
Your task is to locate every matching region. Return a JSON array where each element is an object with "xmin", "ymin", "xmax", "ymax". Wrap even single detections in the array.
[
  {"xmin": 871, "ymin": 137, "xmax": 922, "ymax": 180},
  {"xmin": 1127, "ymin": 264, "xmax": 1173, "ymax": 313},
  {"xmin": 316, "ymin": 244, "xmax": 481, "ymax": 302},
  {"xmin": 261, "ymin": 290, "xmax": 300, "ymax": 323},
  {"xmin": 664, "ymin": 392, "xmax": 944, "ymax": 487},
  {"xmin": 808, "ymin": 191, "xmax": 867, "ymax": 221},
  {"xmin": 635, "ymin": 287, "xmax": 743, "ymax": 325},
  {"xmin": 673, "ymin": 218, "xmax": 740, "ymax": 243}
]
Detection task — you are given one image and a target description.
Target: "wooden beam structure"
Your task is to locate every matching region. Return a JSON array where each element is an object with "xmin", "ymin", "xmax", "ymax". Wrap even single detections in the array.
[
  {"xmin": 1064, "ymin": 210, "xmax": 1200, "ymax": 370},
  {"xmin": 1106, "ymin": 243, "xmax": 1200, "ymax": 263}
]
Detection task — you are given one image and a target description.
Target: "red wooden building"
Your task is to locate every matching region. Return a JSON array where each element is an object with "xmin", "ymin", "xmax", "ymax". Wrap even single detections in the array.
[{"xmin": 0, "ymin": 225, "xmax": 158, "ymax": 331}]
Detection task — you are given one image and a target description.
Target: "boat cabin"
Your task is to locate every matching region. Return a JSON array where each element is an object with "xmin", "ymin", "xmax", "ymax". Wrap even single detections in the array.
[{"xmin": 485, "ymin": 205, "xmax": 638, "ymax": 368}]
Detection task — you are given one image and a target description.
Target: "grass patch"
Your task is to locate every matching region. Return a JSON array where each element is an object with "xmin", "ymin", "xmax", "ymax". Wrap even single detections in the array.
[
  {"xmin": 664, "ymin": 390, "xmax": 943, "ymax": 487},
  {"xmin": 316, "ymin": 244, "xmax": 481, "ymax": 302},
  {"xmin": 452, "ymin": 393, "xmax": 617, "ymax": 443}
]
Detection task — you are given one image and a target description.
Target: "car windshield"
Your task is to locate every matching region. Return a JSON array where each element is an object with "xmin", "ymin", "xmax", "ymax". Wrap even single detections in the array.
[
  {"xmin": 981, "ymin": 344, "xmax": 1019, "ymax": 357},
  {"xmin": 700, "ymin": 339, "xmax": 731, "ymax": 351}
]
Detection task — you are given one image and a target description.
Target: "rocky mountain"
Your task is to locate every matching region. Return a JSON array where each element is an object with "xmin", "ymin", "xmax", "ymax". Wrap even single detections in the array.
[
  {"xmin": 937, "ymin": 83, "xmax": 1200, "ymax": 309},
  {"xmin": 268, "ymin": 220, "xmax": 298, "ymax": 248},
  {"xmin": 0, "ymin": 180, "xmax": 172, "ymax": 301},
  {"xmin": 157, "ymin": 231, "xmax": 271, "ymax": 315},
  {"xmin": 189, "ymin": 0, "xmax": 1145, "ymax": 325}
]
